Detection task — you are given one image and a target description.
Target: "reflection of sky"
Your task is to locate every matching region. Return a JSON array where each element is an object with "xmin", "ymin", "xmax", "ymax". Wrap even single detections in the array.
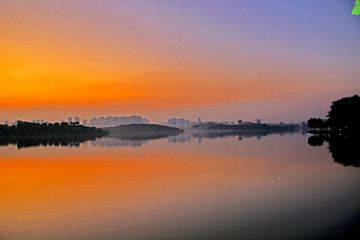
[{"xmin": 0, "ymin": 134, "xmax": 359, "ymax": 239}]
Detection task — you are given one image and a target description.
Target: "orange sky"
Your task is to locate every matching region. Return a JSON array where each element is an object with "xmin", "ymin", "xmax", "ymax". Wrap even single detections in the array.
[{"xmin": 1, "ymin": 1, "xmax": 359, "ymax": 123}]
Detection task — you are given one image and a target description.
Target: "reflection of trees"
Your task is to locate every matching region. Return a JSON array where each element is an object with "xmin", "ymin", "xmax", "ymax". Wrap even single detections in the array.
[
  {"xmin": 189, "ymin": 129, "xmax": 296, "ymax": 141},
  {"xmin": 97, "ymin": 131, "xmax": 182, "ymax": 147},
  {"xmin": 308, "ymin": 135, "xmax": 328, "ymax": 146},
  {"xmin": 328, "ymin": 135, "xmax": 360, "ymax": 168},
  {"xmin": 308, "ymin": 135, "xmax": 359, "ymax": 168},
  {"xmin": 0, "ymin": 135, "xmax": 103, "ymax": 149},
  {"xmin": 166, "ymin": 129, "xmax": 297, "ymax": 144},
  {"xmin": 108, "ymin": 131, "xmax": 180, "ymax": 141}
]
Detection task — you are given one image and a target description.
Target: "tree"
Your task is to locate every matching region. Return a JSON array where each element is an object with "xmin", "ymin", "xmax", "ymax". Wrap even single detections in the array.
[
  {"xmin": 307, "ymin": 118, "xmax": 327, "ymax": 129},
  {"xmin": 327, "ymin": 95, "xmax": 360, "ymax": 134},
  {"xmin": 238, "ymin": 120, "xmax": 243, "ymax": 125}
]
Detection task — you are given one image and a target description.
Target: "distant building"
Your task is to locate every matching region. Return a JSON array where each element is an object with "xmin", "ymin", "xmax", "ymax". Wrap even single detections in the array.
[
  {"xmin": 74, "ymin": 116, "xmax": 80, "ymax": 123},
  {"xmin": 168, "ymin": 118, "xmax": 187, "ymax": 126},
  {"xmin": 82, "ymin": 119, "xmax": 88, "ymax": 126},
  {"xmin": 88, "ymin": 115, "xmax": 149, "ymax": 127},
  {"xmin": 98, "ymin": 117, "xmax": 105, "ymax": 126},
  {"xmin": 299, "ymin": 122, "xmax": 308, "ymax": 128},
  {"xmin": 68, "ymin": 117, "xmax": 73, "ymax": 123},
  {"xmin": 198, "ymin": 117, "xmax": 201, "ymax": 123},
  {"xmin": 40, "ymin": 119, "xmax": 44, "ymax": 124},
  {"xmin": 4, "ymin": 120, "xmax": 9, "ymax": 126},
  {"xmin": 90, "ymin": 117, "xmax": 97, "ymax": 125},
  {"xmin": 255, "ymin": 119, "xmax": 262, "ymax": 124}
]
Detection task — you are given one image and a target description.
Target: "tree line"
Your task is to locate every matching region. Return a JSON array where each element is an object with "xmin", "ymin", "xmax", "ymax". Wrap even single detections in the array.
[
  {"xmin": 307, "ymin": 95, "xmax": 360, "ymax": 135},
  {"xmin": 0, "ymin": 121, "xmax": 106, "ymax": 136}
]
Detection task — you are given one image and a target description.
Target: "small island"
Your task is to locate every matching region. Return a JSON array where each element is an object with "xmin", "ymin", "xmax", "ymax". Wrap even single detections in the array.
[{"xmin": 105, "ymin": 124, "xmax": 183, "ymax": 140}]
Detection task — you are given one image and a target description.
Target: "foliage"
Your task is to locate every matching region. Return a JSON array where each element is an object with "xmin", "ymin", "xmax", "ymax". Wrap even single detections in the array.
[
  {"xmin": 307, "ymin": 118, "xmax": 327, "ymax": 129},
  {"xmin": 105, "ymin": 124, "xmax": 182, "ymax": 140},
  {"xmin": 327, "ymin": 95, "xmax": 360, "ymax": 134},
  {"xmin": 0, "ymin": 121, "xmax": 106, "ymax": 136}
]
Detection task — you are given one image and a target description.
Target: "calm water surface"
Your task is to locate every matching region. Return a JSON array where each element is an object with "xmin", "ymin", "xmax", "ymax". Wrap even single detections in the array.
[{"xmin": 0, "ymin": 132, "xmax": 359, "ymax": 240}]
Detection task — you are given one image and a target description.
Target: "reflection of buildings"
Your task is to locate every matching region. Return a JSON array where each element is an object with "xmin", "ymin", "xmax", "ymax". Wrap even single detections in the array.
[
  {"xmin": 91, "ymin": 138, "xmax": 149, "ymax": 148},
  {"xmin": 89, "ymin": 116, "xmax": 149, "ymax": 127},
  {"xmin": 168, "ymin": 135, "xmax": 191, "ymax": 144},
  {"xmin": 167, "ymin": 118, "xmax": 190, "ymax": 127},
  {"xmin": 166, "ymin": 129, "xmax": 294, "ymax": 144}
]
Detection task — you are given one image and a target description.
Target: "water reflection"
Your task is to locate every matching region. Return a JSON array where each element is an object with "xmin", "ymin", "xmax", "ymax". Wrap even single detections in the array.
[
  {"xmin": 183, "ymin": 129, "xmax": 297, "ymax": 142},
  {"xmin": 94, "ymin": 130, "xmax": 297, "ymax": 147},
  {"xmin": 0, "ymin": 129, "xmax": 297, "ymax": 149},
  {"xmin": 0, "ymin": 135, "xmax": 102, "ymax": 149},
  {"xmin": 0, "ymin": 132, "xmax": 359, "ymax": 240},
  {"xmin": 91, "ymin": 138, "xmax": 149, "ymax": 148},
  {"xmin": 308, "ymin": 134, "xmax": 360, "ymax": 168}
]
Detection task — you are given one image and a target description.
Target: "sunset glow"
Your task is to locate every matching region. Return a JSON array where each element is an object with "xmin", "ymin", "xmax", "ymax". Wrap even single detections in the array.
[{"xmin": 1, "ymin": 0, "xmax": 359, "ymax": 122}]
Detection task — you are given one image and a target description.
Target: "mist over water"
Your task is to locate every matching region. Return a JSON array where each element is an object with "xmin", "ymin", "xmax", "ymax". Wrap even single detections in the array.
[{"xmin": 0, "ymin": 132, "xmax": 359, "ymax": 240}]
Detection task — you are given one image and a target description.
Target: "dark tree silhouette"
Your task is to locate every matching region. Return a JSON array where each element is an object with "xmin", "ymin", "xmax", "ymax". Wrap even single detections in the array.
[
  {"xmin": 327, "ymin": 95, "xmax": 360, "ymax": 134},
  {"xmin": 307, "ymin": 118, "xmax": 327, "ymax": 129},
  {"xmin": 0, "ymin": 121, "xmax": 106, "ymax": 136},
  {"xmin": 307, "ymin": 95, "xmax": 360, "ymax": 168}
]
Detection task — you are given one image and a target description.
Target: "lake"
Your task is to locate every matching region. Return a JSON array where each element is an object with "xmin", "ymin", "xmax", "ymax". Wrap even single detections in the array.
[{"xmin": 0, "ymin": 131, "xmax": 359, "ymax": 240}]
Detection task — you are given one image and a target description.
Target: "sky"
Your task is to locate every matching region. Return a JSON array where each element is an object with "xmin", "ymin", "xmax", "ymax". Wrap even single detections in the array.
[{"xmin": 0, "ymin": 0, "xmax": 359, "ymax": 123}]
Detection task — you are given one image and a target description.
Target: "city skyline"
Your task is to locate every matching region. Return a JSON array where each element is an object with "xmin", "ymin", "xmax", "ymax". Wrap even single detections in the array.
[{"xmin": 2, "ymin": 114, "xmax": 300, "ymax": 128}]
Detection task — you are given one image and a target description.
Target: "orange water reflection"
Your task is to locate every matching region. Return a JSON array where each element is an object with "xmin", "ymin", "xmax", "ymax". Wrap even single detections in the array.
[{"xmin": 0, "ymin": 134, "xmax": 359, "ymax": 240}]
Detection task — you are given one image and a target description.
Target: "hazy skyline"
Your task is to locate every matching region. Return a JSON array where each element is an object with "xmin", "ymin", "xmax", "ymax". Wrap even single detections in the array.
[{"xmin": 1, "ymin": 0, "xmax": 359, "ymax": 123}]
